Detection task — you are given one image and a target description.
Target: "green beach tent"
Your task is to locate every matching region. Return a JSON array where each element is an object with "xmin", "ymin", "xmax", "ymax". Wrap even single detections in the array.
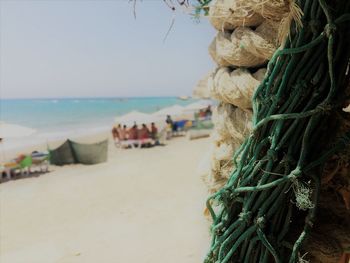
[
  {"xmin": 49, "ymin": 139, "xmax": 108, "ymax": 166},
  {"xmin": 69, "ymin": 139, "xmax": 108, "ymax": 165},
  {"xmin": 49, "ymin": 140, "xmax": 76, "ymax": 166}
]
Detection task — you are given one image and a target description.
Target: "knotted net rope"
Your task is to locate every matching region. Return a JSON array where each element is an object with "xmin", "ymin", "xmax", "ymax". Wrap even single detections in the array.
[{"xmin": 202, "ymin": 0, "xmax": 350, "ymax": 262}]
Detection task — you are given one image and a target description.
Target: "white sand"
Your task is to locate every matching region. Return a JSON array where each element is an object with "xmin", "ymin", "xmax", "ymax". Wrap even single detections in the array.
[{"xmin": 0, "ymin": 137, "xmax": 211, "ymax": 263}]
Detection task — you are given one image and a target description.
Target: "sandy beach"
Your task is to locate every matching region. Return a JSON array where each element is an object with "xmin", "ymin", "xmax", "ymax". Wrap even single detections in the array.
[{"xmin": 0, "ymin": 136, "xmax": 211, "ymax": 263}]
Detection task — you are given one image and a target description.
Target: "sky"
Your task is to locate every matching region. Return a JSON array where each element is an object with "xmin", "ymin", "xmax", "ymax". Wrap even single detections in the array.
[{"xmin": 0, "ymin": 0, "xmax": 215, "ymax": 99}]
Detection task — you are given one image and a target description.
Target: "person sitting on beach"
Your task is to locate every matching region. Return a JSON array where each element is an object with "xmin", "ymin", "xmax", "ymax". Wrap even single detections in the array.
[
  {"xmin": 116, "ymin": 124, "xmax": 123, "ymax": 137},
  {"xmin": 112, "ymin": 124, "xmax": 123, "ymax": 147},
  {"xmin": 128, "ymin": 124, "xmax": 138, "ymax": 140},
  {"xmin": 166, "ymin": 115, "xmax": 173, "ymax": 129},
  {"xmin": 118, "ymin": 125, "xmax": 128, "ymax": 141},
  {"xmin": 150, "ymin": 122, "xmax": 159, "ymax": 144},
  {"xmin": 166, "ymin": 122, "xmax": 172, "ymax": 140},
  {"xmin": 118, "ymin": 125, "xmax": 131, "ymax": 149},
  {"xmin": 199, "ymin": 109, "xmax": 206, "ymax": 118},
  {"xmin": 138, "ymin": 124, "xmax": 150, "ymax": 140},
  {"xmin": 138, "ymin": 124, "xmax": 151, "ymax": 147},
  {"xmin": 166, "ymin": 115, "xmax": 179, "ymax": 135},
  {"xmin": 112, "ymin": 125, "xmax": 119, "ymax": 141},
  {"xmin": 205, "ymin": 105, "xmax": 212, "ymax": 119},
  {"xmin": 150, "ymin": 123, "xmax": 158, "ymax": 139}
]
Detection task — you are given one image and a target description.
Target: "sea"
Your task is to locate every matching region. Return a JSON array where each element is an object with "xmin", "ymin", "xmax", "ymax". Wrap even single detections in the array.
[{"xmin": 0, "ymin": 97, "xmax": 201, "ymax": 151}]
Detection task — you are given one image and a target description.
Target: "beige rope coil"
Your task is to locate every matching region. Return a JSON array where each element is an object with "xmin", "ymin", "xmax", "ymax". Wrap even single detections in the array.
[
  {"xmin": 211, "ymin": 103, "xmax": 252, "ymax": 144},
  {"xmin": 207, "ymin": 0, "xmax": 303, "ymax": 44},
  {"xmin": 208, "ymin": 0, "xmax": 264, "ymax": 31},
  {"xmin": 209, "ymin": 67, "xmax": 267, "ymax": 109},
  {"xmin": 209, "ymin": 27, "xmax": 277, "ymax": 67},
  {"xmin": 204, "ymin": 103, "xmax": 253, "ymax": 193}
]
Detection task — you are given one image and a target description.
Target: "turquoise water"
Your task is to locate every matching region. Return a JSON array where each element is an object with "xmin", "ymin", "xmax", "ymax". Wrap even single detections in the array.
[{"xmin": 0, "ymin": 97, "xmax": 198, "ymax": 137}]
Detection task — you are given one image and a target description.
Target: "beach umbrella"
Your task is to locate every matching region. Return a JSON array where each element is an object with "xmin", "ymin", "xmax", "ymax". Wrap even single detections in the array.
[
  {"xmin": 0, "ymin": 122, "xmax": 36, "ymax": 139},
  {"xmin": 115, "ymin": 111, "xmax": 161, "ymax": 126},
  {"xmin": 184, "ymin": 100, "xmax": 213, "ymax": 111},
  {"xmin": 152, "ymin": 105, "xmax": 185, "ymax": 117},
  {"xmin": 153, "ymin": 105, "xmax": 194, "ymax": 121}
]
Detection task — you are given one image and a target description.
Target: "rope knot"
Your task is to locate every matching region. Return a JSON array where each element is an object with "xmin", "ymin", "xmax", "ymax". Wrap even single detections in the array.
[
  {"xmin": 289, "ymin": 167, "xmax": 302, "ymax": 182},
  {"xmin": 316, "ymin": 103, "xmax": 332, "ymax": 113},
  {"xmin": 255, "ymin": 216, "xmax": 266, "ymax": 228},
  {"xmin": 324, "ymin": 23, "xmax": 337, "ymax": 37},
  {"xmin": 220, "ymin": 189, "xmax": 232, "ymax": 200},
  {"xmin": 211, "ymin": 222, "xmax": 224, "ymax": 235},
  {"xmin": 239, "ymin": 210, "xmax": 252, "ymax": 223},
  {"xmin": 229, "ymin": 192, "xmax": 239, "ymax": 200}
]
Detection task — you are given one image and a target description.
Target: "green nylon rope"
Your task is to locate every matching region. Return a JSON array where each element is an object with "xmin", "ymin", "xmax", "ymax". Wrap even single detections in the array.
[{"xmin": 203, "ymin": 0, "xmax": 350, "ymax": 262}]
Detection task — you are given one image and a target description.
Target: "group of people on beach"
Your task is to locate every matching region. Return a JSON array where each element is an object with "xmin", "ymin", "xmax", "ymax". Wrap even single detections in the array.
[
  {"xmin": 112, "ymin": 122, "xmax": 159, "ymax": 148},
  {"xmin": 112, "ymin": 105, "xmax": 213, "ymax": 149},
  {"xmin": 197, "ymin": 106, "xmax": 212, "ymax": 119}
]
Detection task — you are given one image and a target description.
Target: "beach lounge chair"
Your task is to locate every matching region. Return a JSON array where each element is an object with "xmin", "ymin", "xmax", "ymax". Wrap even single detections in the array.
[
  {"xmin": 119, "ymin": 139, "xmax": 134, "ymax": 149},
  {"xmin": 18, "ymin": 155, "xmax": 33, "ymax": 175},
  {"xmin": 120, "ymin": 139, "xmax": 142, "ymax": 149},
  {"xmin": 31, "ymin": 152, "xmax": 49, "ymax": 173},
  {"xmin": 2, "ymin": 161, "xmax": 18, "ymax": 180},
  {"xmin": 138, "ymin": 138, "xmax": 154, "ymax": 148},
  {"xmin": 158, "ymin": 128, "xmax": 168, "ymax": 145},
  {"xmin": 193, "ymin": 119, "xmax": 214, "ymax": 130},
  {"xmin": 0, "ymin": 164, "xmax": 11, "ymax": 181},
  {"xmin": 173, "ymin": 120, "xmax": 187, "ymax": 136},
  {"xmin": 119, "ymin": 138, "xmax": 155, "ymax": 149},
  {"xmin": 186, "ymin": 119, "xmax": 214, "ymax": 140},
  {"xmin": 7, "ymin": 155, "xmax": 33, "ymax": 177}
]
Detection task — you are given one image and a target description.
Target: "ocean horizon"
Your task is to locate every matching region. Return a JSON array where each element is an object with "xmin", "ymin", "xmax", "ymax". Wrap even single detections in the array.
[{"xmin": 0, "ymin": 97, "xmax": 201, "ymax": 147}]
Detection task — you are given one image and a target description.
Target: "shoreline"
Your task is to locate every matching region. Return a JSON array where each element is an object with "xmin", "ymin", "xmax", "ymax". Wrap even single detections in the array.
[{"xmin": 0, "ymin": 100, "xmax": 201, "ymax": 159}]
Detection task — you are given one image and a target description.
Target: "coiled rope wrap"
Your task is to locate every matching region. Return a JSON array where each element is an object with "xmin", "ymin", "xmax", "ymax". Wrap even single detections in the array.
[{"xmin": 204, "ymin": 0, "xmax": 350, "ymax": 262}]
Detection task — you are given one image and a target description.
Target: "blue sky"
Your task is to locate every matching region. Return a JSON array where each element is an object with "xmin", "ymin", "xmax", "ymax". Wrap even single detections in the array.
[{"xmin": 0, "ymin": 0, "xmax": 215, "ymax": 98}]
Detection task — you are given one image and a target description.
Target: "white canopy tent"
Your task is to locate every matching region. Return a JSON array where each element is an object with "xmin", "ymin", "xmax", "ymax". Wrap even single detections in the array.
[
  {"xmin": 115, "ymin": 111, "xmax": 162, "ymax": 126},
  {"xmin": 184, "ymin": 100, "xmax": 213, "ymax": 112},
  {"xmin": 152, "ymin": 105, "xmax": 185, "ymax": 117},
  {"xmin": 0, "ymin": 122, "xmax": 37, "ymax": 163},
  {"xmin": 0, "ymin": 122, "xmax": 36, "ymax": 139}
]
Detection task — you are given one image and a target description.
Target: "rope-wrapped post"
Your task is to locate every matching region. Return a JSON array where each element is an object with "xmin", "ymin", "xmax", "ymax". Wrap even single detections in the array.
[{"xmin": 203, "ymin": 0, "xmax": 350, "ymax": 262}]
